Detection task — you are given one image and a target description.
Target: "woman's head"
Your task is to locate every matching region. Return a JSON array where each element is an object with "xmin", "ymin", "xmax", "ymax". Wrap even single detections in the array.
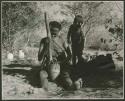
[{"xmin": 49, "ymin": 21, "xmax": 62, "ymax": 36}]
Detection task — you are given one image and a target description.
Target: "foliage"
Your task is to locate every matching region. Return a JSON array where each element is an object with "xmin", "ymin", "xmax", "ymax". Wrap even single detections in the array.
[
  {"xmin": 1, "ymin": 1, "xmax": 123, "ymax": 52},
  {"xmin": 2, "ymin": 2, "xmax": 42, "ymax": 51}
]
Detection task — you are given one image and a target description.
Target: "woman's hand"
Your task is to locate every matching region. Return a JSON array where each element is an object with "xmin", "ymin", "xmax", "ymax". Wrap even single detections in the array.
[
  {"xmin": 46, "ymin": 37, "xmax": 51, "ymax": 44},
  {"xmin": 67, "ymin": 39, "xmax": 71, "ymax": 44}
]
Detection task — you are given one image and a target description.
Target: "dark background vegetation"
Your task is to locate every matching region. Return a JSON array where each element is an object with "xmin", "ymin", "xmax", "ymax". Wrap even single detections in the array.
[{"xmin": 2, "ymin": 1, "xmax": 123, "ymax": 60}]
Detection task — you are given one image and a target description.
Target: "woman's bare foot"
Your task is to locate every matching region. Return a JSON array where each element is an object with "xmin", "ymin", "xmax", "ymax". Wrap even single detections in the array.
[{"xmin": 74, "ymin": 78, "xmax": 83, "ymax": 90}]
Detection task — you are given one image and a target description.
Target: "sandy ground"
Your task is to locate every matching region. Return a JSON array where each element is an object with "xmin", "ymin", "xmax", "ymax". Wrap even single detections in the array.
[
  {"xmin": 2, "ymin": 50, "xmax": 124, "ymax": 99},
  {"xmin": 2, "ymin": 72, "xmax": 123, "ymax": 99}
]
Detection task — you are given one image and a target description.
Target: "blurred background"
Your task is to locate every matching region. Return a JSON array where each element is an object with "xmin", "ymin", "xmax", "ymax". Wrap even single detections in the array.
[{"xmin": 2, "ymin": 1, "xmax": 124, "ymax": 63}]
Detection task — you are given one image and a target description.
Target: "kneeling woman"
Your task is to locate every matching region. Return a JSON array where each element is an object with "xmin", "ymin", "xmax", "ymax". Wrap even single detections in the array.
[{"xmin": 38, "ymin": 21, "xmax": 82, "ymax": 90}]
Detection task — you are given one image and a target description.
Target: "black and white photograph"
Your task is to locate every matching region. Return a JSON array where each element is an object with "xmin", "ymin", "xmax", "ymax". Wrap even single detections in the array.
[{"xmin": 1, "ymin": 0, "xmax": 124, "ymax": 100}]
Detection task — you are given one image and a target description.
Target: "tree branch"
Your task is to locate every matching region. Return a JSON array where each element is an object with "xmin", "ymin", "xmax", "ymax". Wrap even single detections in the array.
[
  {"xmin": 84, "ymin": 24, "xmax": 91, "ymax": 37},
  {"xmin": 115, "ymin": 1, "xmax": 123, "ymax": 12},
  {"xmin": 82, "ymin": 14, "xmax": 92, "ymax": 29}
]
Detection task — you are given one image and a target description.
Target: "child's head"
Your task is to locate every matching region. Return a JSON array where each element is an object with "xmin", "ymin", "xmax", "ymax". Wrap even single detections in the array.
[{"xmin": 73, "ymin": 15, "xmax": 83, "ymax": 27}]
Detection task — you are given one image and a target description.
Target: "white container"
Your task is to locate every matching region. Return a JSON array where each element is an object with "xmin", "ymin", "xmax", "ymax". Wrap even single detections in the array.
[
  {"xmin": 19, "ymin": 50, "xmax": 25, "ymax": 59},
  {"xmin": 7, "ymin": 53, "xmax": 14, "ymax": 61}
]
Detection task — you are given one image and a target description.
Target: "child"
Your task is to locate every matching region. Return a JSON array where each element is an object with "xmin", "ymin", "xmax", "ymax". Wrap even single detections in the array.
[{"xmin": 67, "ymin": 15, "xmax": 84, "ymax": 67}]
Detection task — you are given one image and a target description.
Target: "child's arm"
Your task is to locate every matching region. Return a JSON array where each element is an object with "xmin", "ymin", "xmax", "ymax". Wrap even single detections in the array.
[{"xmin": 81, "ymin": 30, "xmax": 85, "ymax": 40}]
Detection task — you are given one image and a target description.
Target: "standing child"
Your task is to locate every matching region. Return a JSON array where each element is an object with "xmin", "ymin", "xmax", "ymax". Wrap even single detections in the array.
[{"xmin": 67, "ymin": 15, "xmax": 85, "ymax": 67}]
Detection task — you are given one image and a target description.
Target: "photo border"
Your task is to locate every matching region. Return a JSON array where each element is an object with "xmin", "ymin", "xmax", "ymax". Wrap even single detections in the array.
[{"xmin": 0, "ymin": 0, "xmax": 124, "ymax": 100}]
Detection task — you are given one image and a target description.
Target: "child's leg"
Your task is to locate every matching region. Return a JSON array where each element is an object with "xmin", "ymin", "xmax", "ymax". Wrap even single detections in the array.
[
  {"xmin": 72, "ymin": 45, "xmax": 77, "ymax": 67},
  {"xmin": 77, "ymin": 52, "xmax": 83, "ymax": 63},
  {"xmin": 72, "ymin": 50, "xmax": 77, "ymax": 67},
  {"xmin": 77, "ymin": 44, "xmax": 84, "ymax": 63}
]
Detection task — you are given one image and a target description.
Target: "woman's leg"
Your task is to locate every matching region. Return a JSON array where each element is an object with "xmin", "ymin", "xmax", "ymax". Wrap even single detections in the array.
[{"xmin": 40, "ymin": 70, "xmax": 48, "ymax": 90}]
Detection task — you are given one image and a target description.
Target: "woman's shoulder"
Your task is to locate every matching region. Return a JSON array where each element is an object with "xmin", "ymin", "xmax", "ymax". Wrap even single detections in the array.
[
  {"xmin": 58, "ymin": 36, "xmax": 68, "ymax": 48},
  {"xmin": 40, "ymin": 37, "xmax": 48, "ymax": 44},
  {"xmin": 58, "ymin": 35, "xmax": 65, "ymax": 43}
]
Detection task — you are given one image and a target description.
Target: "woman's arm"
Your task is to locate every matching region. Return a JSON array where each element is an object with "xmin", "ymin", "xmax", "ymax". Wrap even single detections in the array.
[{"xmin": 38, "ymin": 38, "xmax": 46, "ymax": 62}]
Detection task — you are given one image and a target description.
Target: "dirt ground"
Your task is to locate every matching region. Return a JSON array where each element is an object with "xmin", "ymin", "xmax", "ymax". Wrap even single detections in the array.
[
  {"xmin": 2, "ymin": 72, "xmax": 123, "ymax": 99},
  {"xmin": 2, "ymin": 50, "xmax": 124, "ymax": 99}
]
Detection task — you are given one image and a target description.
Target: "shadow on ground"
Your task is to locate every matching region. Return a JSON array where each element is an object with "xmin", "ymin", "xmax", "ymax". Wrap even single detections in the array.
[
  {"xmin": 3, "ymin": 64, "xmax": 42, "ymax": 88},
  {"xmin": 3, "ymin": 64, "xmax": 31, "ymax": 68},
  {"xmin": 2, "ymin": 62, "xmax": 123, "ymax": 89}
]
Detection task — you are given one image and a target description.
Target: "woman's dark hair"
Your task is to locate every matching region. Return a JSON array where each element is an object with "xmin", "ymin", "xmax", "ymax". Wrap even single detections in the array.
[{"xmin": 49, "ymin": 21, "xmax": 62, "ymax": 30}]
